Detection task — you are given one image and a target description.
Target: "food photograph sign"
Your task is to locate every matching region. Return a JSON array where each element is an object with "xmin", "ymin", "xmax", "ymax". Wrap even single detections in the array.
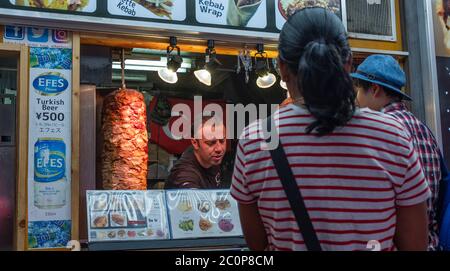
[
  {"xmin": 195, "ymin": 0, "xmax": 268, "ymax": 29},
  {"xmin": 275, "ymin": 0, "xmax": 344, "ymax": 30},
  {"xmin": 166, "ymin": 190, "xmax": 243, "ymax": 239},
  {"xmin": 9, "ymin": 0, "xmax": 97, "ymax": 12},
  {"xmin": 108, "ymin": 0, "xmax": 187, "ymax": 21},
  {"xmin": 87, "ymin": 190, "xmax": 170, "ymax": 242}
]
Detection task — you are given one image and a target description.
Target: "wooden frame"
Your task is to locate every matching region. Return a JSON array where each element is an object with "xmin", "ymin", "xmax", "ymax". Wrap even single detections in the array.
[
  {"xmin": 71, "ymin": 32, "xmax": 80, "ymax": 246},
  {"xmin": 0, "ymin": 43, "xmax": 29, "ymax": 251}
]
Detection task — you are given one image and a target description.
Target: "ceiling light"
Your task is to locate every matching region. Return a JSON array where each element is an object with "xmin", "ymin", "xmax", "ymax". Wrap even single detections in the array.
[
  {"xmin": 158, "ymin": 37, "xmax": 183, "ymax": 84},
  {"xmin": 255, "ymin": 44, "xmax": 276, "ymax": 89},
  {"xmin": 257, "ymin": 73, "xmax": 277, "ymax": 89},
  {"xmin": 280, "ymin": 80, "xmax": 288, "ymax": 90},
  {"xmin": 158, "ymin": 68, "xmax": 178, "ymax": 84},
  {"xmin": 195, "ymin": 40, "xmax": 221, "ymax": 86},
  {"xmin": 194, "ymin": 69, "xmax": 211, "ymax": 86}
]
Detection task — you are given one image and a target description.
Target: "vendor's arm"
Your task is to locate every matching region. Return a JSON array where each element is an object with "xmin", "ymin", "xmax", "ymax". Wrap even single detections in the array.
[{"xmin": 165, "ymin": 168, "xmax": 203, "ymax": 189}]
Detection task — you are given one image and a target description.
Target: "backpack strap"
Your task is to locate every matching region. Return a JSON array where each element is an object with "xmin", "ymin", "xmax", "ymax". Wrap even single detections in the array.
[{"xmin": 265, "ymin": 117, "xmax": 322, "ymax": 251}]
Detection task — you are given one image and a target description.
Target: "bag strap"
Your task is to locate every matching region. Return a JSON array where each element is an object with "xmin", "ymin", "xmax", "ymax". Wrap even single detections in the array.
[{"xmin": 265, "ymin": 117, "xmax": 322, "ymax": 251}]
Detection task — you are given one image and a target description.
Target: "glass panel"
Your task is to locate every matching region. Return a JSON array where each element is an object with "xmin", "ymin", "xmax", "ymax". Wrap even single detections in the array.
[{"xmin": 0, "ymin": 52, "xmax": 18, "ymax": 251}]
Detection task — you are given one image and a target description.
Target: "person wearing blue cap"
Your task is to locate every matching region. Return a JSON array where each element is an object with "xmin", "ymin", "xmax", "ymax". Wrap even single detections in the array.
[{"xmin": 352, "ymin": 54, "xmax": 443, "ymax": 251}]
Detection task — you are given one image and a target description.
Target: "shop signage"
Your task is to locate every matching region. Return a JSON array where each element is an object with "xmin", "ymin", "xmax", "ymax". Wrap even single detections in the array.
[
  {"xmin": 86, "ymin": 190, "xmax": 243, "ymax": 242},
  {"xmin": 0, "ymin": 1, "xmax": 345, "ymax": 40},
  {"xmin": 86, "ymin": 190, "xmax": 170, "ymax": 242},
  {"xmin": 166, "ymin": 190, "xmax": 243, "ymax": 239},
  {"xmin": 3, "ymin": 26, "xmax": 73, "ymax": 249}
]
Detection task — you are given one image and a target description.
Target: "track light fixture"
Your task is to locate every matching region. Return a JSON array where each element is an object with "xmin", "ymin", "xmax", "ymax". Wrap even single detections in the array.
[
  {"xmin": 194, "ymin": 40, "xmax": 221, "ymax": 86},
  {"xmin": 158, "ymin": 36, "xmax": 183, "ymax": 84},
  {"xmin": 255, "ymin": 44, "xmax": 276, "ymax": 89}
]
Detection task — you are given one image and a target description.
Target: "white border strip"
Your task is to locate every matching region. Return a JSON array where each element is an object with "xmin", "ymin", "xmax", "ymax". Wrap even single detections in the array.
[{"xmin": 351, "ymin": 47, "xmax": 409, "ymax": 56}]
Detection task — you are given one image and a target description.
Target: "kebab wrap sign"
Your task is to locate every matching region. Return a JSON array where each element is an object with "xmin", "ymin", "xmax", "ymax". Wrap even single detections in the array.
[
  {"xmin": 108, "ymin": 0, "xmax": 187, "ymax": 21},
  {"xmin": 196, "ymin": 0, "xmax": 267, "ymax": 28}
]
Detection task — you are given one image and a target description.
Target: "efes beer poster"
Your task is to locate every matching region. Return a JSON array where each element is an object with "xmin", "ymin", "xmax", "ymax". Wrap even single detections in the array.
[
  {"xmin": 3, "ymin": 25, "xmax": 74, "ymax": 249},
  {"xmin": 27, "ymin": 44, "xmax": 73, "ymax": 248},
  {"xmin": 108, "ymin": 0, "xmax": 187, "ymax": 21},
  {"xmin": 9, "ymin": 0, "xmax": 97, "ymax": 13}
]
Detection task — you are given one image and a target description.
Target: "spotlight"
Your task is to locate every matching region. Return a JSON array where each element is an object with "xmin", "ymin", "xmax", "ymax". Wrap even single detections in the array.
[
  {"xmin": 280, "ymin": 80, "xmax": 288, "ymax": 90},
  {"xmin": 254, "ymin": 44, "xmax": 276, "ymax": 89},
  {"xmin": 159, "ymin": 37, "xmax": 183, "ymax": 84},
  {"xmin": 195, "ymin": 40, "xmax": 221, "ymax": 86},
  {"xmin": 194, "ymin": 69, "xmax": 211, "ymax": 86}
]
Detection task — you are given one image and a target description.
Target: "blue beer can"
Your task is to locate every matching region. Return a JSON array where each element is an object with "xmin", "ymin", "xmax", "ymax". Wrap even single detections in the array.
[{"xmin": 34, "ymin": 138, "xmax": 67, "ymax": 209}]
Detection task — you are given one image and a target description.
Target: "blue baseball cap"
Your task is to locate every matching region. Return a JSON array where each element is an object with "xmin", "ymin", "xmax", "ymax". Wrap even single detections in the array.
[{"xmin": 351, "ymin": 54, "xmax": 411, "ymax": 101}]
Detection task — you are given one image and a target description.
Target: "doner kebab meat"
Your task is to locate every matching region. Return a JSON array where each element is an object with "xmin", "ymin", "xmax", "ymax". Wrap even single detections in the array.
[{"xmin": 102, "ymin": 89, "xmax": 148, "ymax": 190}]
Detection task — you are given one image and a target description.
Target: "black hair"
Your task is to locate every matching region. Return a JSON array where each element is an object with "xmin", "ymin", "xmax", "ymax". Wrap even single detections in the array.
[
  {"xmin": 278, "ymin": 7, "xmax": 355, "ymax": 136},
  {"xmin": 353, "ymin": 78, "xmax": 404, "ymax": 102}
]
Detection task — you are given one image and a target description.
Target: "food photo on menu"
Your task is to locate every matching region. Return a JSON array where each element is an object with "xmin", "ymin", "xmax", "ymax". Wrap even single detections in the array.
[
  {"xmin": 227, "ymin": 0, "xmax": 264, "ymax": 27},
  {"xmin": 196, "ymin": 0, "xmax": 266, "ymax": 28},
  {"xmin": 275, "ymin": 0, "xmax": 342, "ymax": 29},
  {"xmin": 108, "ymin": 0, "xmax": 186, "ymax": 21},
  {"xmin": 86, "ymin": 191, "xmax": 170, "ymax": 242},
  {"xmin": 166, "ymin": 190, "xmax": 242, "ymax": 239},
  {"xmin": 278, "ymin": 0, "xmax": 341, "ymax": 19},
  {"xmin": 10, "ymin": 0, "xmax": 95, "ymax": 12},
  {"xmin": 131, "ymin": 0, "xmax": 175, "ymax": 19}
]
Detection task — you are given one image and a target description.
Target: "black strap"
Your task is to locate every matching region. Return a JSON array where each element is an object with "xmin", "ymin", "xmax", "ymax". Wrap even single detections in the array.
[{"xmin": 265, "ymin": 118, "xmax": 322, "ymax": 251}]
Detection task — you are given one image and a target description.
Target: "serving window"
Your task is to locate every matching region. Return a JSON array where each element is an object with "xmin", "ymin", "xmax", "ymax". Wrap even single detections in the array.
[{"xmin": 78, "ymin": 40, "xmax": 286, "ymax": 243}]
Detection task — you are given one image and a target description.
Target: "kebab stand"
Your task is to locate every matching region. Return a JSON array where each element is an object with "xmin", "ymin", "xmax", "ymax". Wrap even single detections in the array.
[{"xmin": 0, "ymin": 0, "xmax": 408, "ymax": 251}]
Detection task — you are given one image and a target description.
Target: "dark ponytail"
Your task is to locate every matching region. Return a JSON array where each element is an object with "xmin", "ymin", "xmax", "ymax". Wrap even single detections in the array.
[{"xmin": 279, "ymin": 7, "xmax": 355, "ymax": 136}]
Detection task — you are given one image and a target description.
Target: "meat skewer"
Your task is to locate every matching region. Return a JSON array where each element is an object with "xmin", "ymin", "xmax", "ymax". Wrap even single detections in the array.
[{"xmin": 102, "ymin": 89, "xmax": 148, "ymax": 190}]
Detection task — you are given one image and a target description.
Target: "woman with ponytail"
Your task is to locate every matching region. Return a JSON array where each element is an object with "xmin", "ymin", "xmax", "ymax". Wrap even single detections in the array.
[{"xmin": 230, "ymin": 7, "xmax": 430, "ymax": 251}]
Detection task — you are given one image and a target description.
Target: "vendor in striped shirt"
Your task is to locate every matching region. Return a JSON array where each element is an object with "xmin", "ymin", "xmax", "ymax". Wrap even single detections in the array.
[
  {"xmin": 352, "ymin": 54, "xmax": 443, "ymax": 250},
  {"xmin": 230, "ymin": 7, "xmax": 431, "ymax": 251}
]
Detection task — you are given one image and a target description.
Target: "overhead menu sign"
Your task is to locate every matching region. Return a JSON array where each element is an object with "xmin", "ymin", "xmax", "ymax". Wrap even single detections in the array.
[
  {"xmin": 195, "ymin": 0, "xmax": 267, "ymax": 29},
  {"xmin": 0, "ymin": 1, "xmax": 345, "ymax": 40},
  {"xmin": 9, "ymin": 0, "xmax": 97, "ymax": 13},
  {"xmin": 108, "ymin": 0, "xmax": 187, "ymax": 21}
]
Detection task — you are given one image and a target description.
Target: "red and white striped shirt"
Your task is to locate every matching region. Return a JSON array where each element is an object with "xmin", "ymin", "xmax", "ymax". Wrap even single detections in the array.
[{"xmin": 231, "ymin": 104, "xmax": 431, "ymax": 251}]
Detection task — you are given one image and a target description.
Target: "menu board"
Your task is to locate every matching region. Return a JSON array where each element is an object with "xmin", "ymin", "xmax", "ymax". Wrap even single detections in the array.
[
  {"xmin": 86, "ymin": 190, "xmax": 170, "ymax": 242},
  {"xmin": 275, "ymin": 0, "xmax": 344, "ymax": 30},
  {"xmin": 9, "ymin": 0, "xmax": 97, "ymax": 13},
  {"xmin": 166, "ymin": 190, "xmax": 243, "ymax": 239},
  {"xmin": 195, "ymin": 0, "xmax": 267, "ymax": 29},
  {"xmin": 108, "ymin": 0, "xmax": 187, "ymax": 21},
  {"xmin": 0, "ymin": 1, "xmax": 347, "ymax": 40}
]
